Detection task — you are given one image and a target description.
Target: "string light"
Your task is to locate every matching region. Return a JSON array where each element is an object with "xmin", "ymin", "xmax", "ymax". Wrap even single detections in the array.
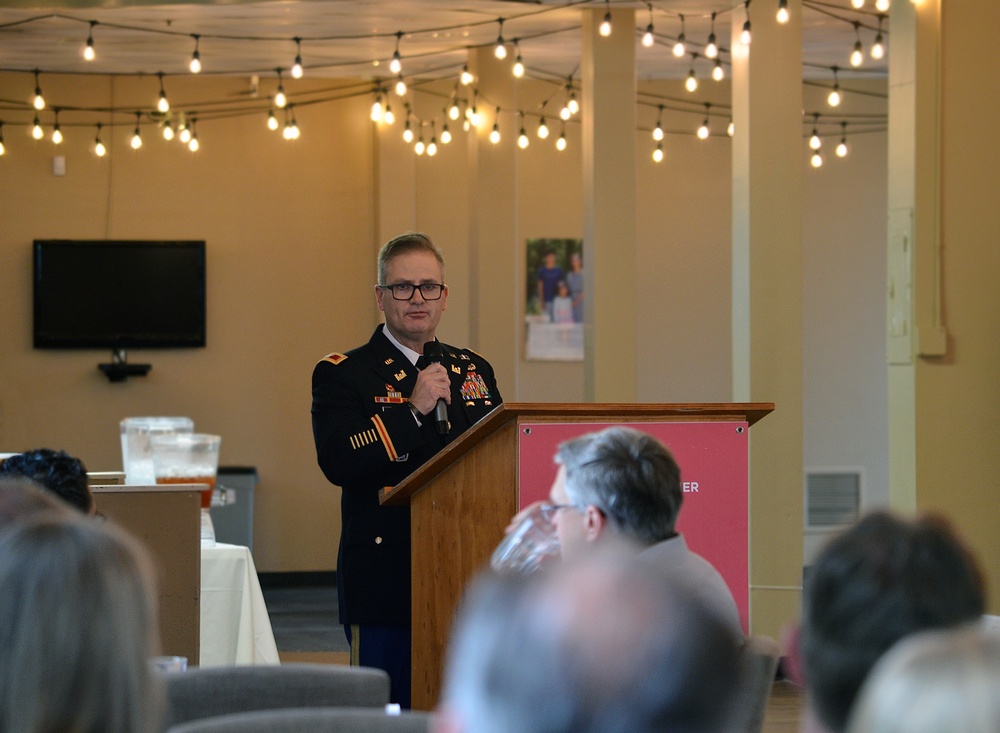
[
  {"xmin": 460, "ymin": 64, "xmax": 474, "ymax": 86},
  {"xmin": 851, "ymin": 0, "xmax": 865, "ymax": 8},
  {"xmin": 653, "ymin": 105, "xmax": 664, "ymax": 141},
  {"xmin": 371, "ymin": 92, "xmax": 384, "ymax": 122},
  {"xmin": 178, "ymin": 120, "xmax": 191, "ymax": 144},
  {"xmin": 740, "ymin": 2, "xmax": 752, "ymax": 46},
  {"xmin": 875, "ymin": 0, "xmax": 890, "ymax": 11},
  {"xmin": 440, "ymin": 123, "xmax": 452, "ymax": 144},
  {"xmin": 163, "ymin": 120, "xmax": 175, "ymax": 140},
  {"xmin": 811, "ymin": 150, "xmax": 823, "ymax": 167},
  {"xmin": 642, "ymin": 4, "xmax": 655, "ymax": 47},
  {"xmin": 414, "ymin": 134, "xmax": 425, "ymax": 155},
  {"xmin": 686, "ymin": 62, "xmax": 699, "ymax": 93},
  {"xmin": 31, "ymin": 115, "xmax": 43, "ymax": 140},
  {"xmin": 705, "ymin": 13, "xmax": 718, "ymax": 59},
  {"xmin": 291, "ymin": 37, "xmax": 304, "ymax": 79},
  {"xmin": 395, "ymin": 73, "xmax": 407, "ymax": 97},
  {"xmin": 713, "ymin": 59, "xmax": 725, "ymax": 81},
  {"xmin": 157, "ymin": 73, "xmax": 170, "ymax": 113},
  {"xmin": 0, "ymin": 122, "xmax": 5, "ymax": 156},
  {"xmin": 836, "ymin": 122, "xmax": 849, "ymax": 157},
  {"xmin": 828, "ymin": 67, "xmax": 842, "ymax": 107},
  {"xmin": 130, "ymin": 112, "xmax": 142, "ymax": 150},
  {"xmin": 728, "ymin": 120, "xmax": 735, "ymax": 137},
  {"xmin": 389, "ymin": 31, "xmax": 403, "ymax": 75},
  {"xmin": 494, "ymin": 19, "xmax": 507, "ymax": 59},
  {"xmin": 94, "ymin": 123, "xmax": 105, "ymax": 157},
  {"xmin": 517, "ymin": 113, "xmax": 529, "ymax": 149},
  {"xmin": 871, "ymin": 17, "xmax": 886, "ymax": 60},
  {"xmin": 188, "ymin": 119, "xmax": 200, "ymax": 151},
  {"xmin": 673, "ymin": 15, "xmax": 687, "ymax": 57},
  {"xmin": 513, "ymin": 40, "xmax": 525, "ymax": 78},
  {"xmin": 567, "ymin": 90, "xmax": 579, "ymax": 115},
  {"xmin": 653, "ymin": 141, "xmax": 664, "ymax": 163},
  {"xmin": 267, "ymin": 109, "xmax": 279, "ymax": 131},
  {"xmin": 83, "ymin": 21, "xmax": 97, "ymax": 61},
  {"xmin": 599, "ymin": 0, "xmax": 612, "ymax": 37},
  {"xmin": 402, "ymin": 118, "xmax": 414, "ymax": 143},
  {"xmin": 538, "ymin": 117, "xmax": 550, "ymax": 139},
  {"xmin": 850, "ymin": 23, "xmax": 864, "ymax": 67},
  {"xmin": 383, "ymin": 102, "xmax": 395, "ymax": 126},
  {"xmin": 286, "ymin": 107, "xmax": 300, "ymax": 140},
  {"xmin": 556, "ymin": 121, "xmax": 567, "ymax": 151},
  {"xmin": 697, "ymin": 104, "xmax": 711, "ymax": 139},
  {"xmin": 427, "ymin": 132, "xmax": 438, "ymax": 157},
  {"xmin": 777, "ymin": 0, "xmax": 790, "ymax": 24},
  {"xmin": 189, "ymin": 35, "xmax": 202, "ymax": 74},
  {"xmin": 490, "ymin": 107, "xmax": 501, "ymax": 144},
  {"xmin": 51, "ymin": 109, "xmax": 63, "ymax": 144},
  {"xmin": 809, "ymin": 115, "xmax": 822, "ymax": 150},
  {"xmin": 448, "ymin": 95, "xmax": 461, "ymax": 121},
  {"xmin": 274, "ymin": 69, "xmax": 287, "ymax": 108},
  {"xmin": 33, "ymin": 70, "xmax": 45, "ymax": 110}
]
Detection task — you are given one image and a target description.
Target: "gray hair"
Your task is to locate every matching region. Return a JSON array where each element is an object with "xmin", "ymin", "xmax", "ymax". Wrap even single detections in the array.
[
  {"xmin": 556, "ymin": 426, "xmax": 682, "ymax": 545},
  {"xmin": 441, "ymin": 546, "xmax": 740, "ymax": 733},
  {"xmin": 0, "ymin": 514, "xmax": 163, "ymax": 733},
  {"xmin": 377, "ymin": 231, "xmax": 445, "ymax": 285}
]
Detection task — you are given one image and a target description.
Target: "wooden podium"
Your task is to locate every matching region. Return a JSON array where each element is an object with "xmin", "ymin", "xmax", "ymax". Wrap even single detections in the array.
[{"xmin": 380, "ymin": 401, "xmax": 773, "ymax": 711}]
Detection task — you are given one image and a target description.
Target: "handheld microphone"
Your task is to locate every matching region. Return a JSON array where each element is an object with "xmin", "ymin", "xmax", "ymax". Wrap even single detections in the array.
[{"xmin": 422, "ymin": 341, "xmax": 450, "ymax": 435}]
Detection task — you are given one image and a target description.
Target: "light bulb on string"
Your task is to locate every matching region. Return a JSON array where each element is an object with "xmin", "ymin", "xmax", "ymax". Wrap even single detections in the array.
[
  {"xmin": 188, "ymin": 120, "xmax": 200, "ymax": 151},
  {"xmin": 470, "ymin": 104, "xmax": 483, "ymax": 129},
  {"xmin": 567, "ymin": 91, "xmax": 579, "ymax": 115},
  {"xmin": 395, "ymin": 74, "xmax": 407, "ymax": 97},
  {"xmin": 83, "ymin": 21, "xmax": 97, "ymax": 61},
  {"xmin": 51, "ymin": 110, "xmax": 62, "ymax": 145},
  {"xmin": 189, "ymin": 35, "xmax": 202, "ymax": 74},
  {"xmin": 513, "ymin": 40, "xmax": 525, "ymax": 78},
  {"xmin": 713, "ymin": 59, "xmax": 725, "ymax": 81},
  {"xmin": 728, "ymin": 120, "xmax": 735, "ymax": 137},
  {"xmin": 642, "ymin": 4, "xmax": 655, "ymax": 47},
  {"xmin": 130, "ymin": 112, "xmax": 143, "ymax": 150},
  {"xmin": 705, "ymin": 13, "xmax": 718, "ymax": 59},
  {"xmin": 371, "ymin": 93, "xmax": 384, "ymax": 122},
  {"xmin": 288, "ymin": 109, "xmax": 300, "ymax": 140},
  {"xmin": 538, "ymin": 116, "xmax": 550, "ymax": 139},
  {"xmin": 441, "ymin": 124, "xmax": 452, "ymax": 144},
  {"xmin": 402, "ymin": 119, "xmax": 414, "ymax": 143},
  {"xmin": 163, "ymin": 120, "xmax": 175, "ymax": 140},
  {"xmin": 517, "ymin": 113, "xmax": 529, "ymax": 149},
  {"xmin": 291, "ymin": 37, "xmax": 304, "ymax": 79},
  {"xmin": 178, "ymin": 120, "xmax": 191, "ymax": 144},
  {"xmin": 852, "ymin": 0, "xmax": 865, "ymax": 8},
  {"xmin": 274, "ymin": 69, "xmax": 287, "ymax": 108},
  {"xmin": 653, "ymin": 142, "xmax": 664, "ymax": 163},
  {"xmin": 871, "ymin": 17, "xmax": 886, "ymax": 59},
  {"xmin": 811, "ymin": 150, "xmax": 823, "ymax": 168},
  {"xmin": 414, "ymin": 135, "xmax": 425, "ymax": 156},
  {"xmin": 0, "ymin": 124, "xmax": 5, "ymax": 156},
  {"xmin": 740, "ymin": 3, "xmax": 752, "ymax": 46},
  {"xmin": 157, "ymin": 73, "xmax": 170, "ymax": 113},
  {"xmin": 494, "ymin": 18, "xmax": 507, "ymax": 59},
  {"xmin": 427, "ymin": 135, "xmax": 438, "ymax": 157},
  {"xmin": 556, "ymin": 125, "xmax": 567, "ymax": 151},
  {"xmin": 828, "ymin": 67, "xmax": 842, "ymax": 107},
  {"xmin": 836, "ymin": 122, "xmax": 849, "ymax": 157},
  {"xmin": 685, "ymin": 62, "xmax": 699, "ymax": 93},
  {"xmin": 653, "ymin": 105, "xmax": 664, "ymax": 141},
  {"xmin": 460, "ymin": 64, "xmax": 474, "ymax": 86},
  {"xmin": 809, "ymin": 115, "xmax": 822, "ymax": 150},
  {"xmin": 697, "ymin": 104, "xmax": 711, "ymax": 139},
  {"xmin": 673, "ymin": 15, "xmax": 687, "ymax": 57},
  {"xmin": 875, "ymin": 0, "xmax": 890, "ymax": 11},
  {"xmin": 32, "ymin": 70, "xmax": 45, "ymax": 110},
  {"xmin": 850, "ymin": 23, "xmax": 864, "ymax": 67},
  {"xmin": 389, "ymin": 31, "xmax": 403, "ymax": 74},
  {"xmin": 777, "ymin": 0, "xmax": 790, "ymax": 24},
  {"xmin": 267, "ymin": 110, "xmax": 279, "ymax": 131},
  {"xmin": 31, "ymin": 115, "xmax": 43, "ymax": 140},
  {"xmin": 599, "ymin": 0, "xmax": 612, "ymax": 37},
  {"xmin": 384, "ymin": 102, "xmax": 395, "ymax": 126},
  {"xmin": 94, "ymin": 124, "xmax": 106, "ymax": 157},
  {"xmin": 448, "ymin": 99, "xmax": 461, "ymax": 120},
  {"xmin": 490, "ymin": 108, "xmax": 501, "ymax": 144}
]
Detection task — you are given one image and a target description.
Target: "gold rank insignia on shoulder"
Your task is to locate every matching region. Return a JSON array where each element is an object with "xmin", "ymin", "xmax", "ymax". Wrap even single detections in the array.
[
  {"xmin": 451, "ymin": 365, "xmax": 461, "ymax": 374},
  {"xmin": 384, "ymin": 357, "xmax": 394, "ymax": 365},
  {"xmin": 467, "ymin": 363, "xmax": 476, "ymax": 371},
  {"xmin": 394, "ymin": 369, "xmax": 407, "ymax": 381},
  {"xmin": 460, "ymin": 354, "xmax": 470, "ymax": 360},
  {"xmin": 321, "ymin": 352, "xmax": 348, "ymax": 365}
]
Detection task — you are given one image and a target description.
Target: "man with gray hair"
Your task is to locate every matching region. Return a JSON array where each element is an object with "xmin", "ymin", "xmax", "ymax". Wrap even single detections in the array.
[
  {"xmin": 541, "ymin": 425, "xmax": 742, "ymax": 638},
  {"xmin": 435, "ymin": 547, "xmax": 741, "ymax": 733}
]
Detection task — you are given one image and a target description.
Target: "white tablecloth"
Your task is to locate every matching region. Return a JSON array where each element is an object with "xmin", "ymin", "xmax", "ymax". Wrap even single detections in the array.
[{"xmin": 200, "ymin": 542, "xmax": 280, "ymax": 667}]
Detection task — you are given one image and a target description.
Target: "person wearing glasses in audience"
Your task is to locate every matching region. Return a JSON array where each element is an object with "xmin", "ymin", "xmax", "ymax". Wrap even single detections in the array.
[
  {"xmin": 312, "ymin": 232, "xmax": 502, "ymax": 709},
  {"xmin": 516, "ymin": 426, "xmax": 742, "ymax": 641}
]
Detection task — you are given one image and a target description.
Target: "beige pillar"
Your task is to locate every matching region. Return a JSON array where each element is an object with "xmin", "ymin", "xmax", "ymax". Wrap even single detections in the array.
[
  {"xmin": 730, "ymin": 2, "xmax": 804, "ymax": 638},
  {"xmin": 581, "ymin": 8, "xmax": 637, "ymax": 402}
]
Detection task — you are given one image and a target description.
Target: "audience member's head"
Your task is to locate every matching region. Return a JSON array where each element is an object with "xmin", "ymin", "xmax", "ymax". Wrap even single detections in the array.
[
  {"xmin": 0, "ymin": 514, "xmax": 162, "ymax": 733},
  {"xmin": 0, "ymin": 476, "xmax": 73, "ymax": 532},
  {"xmin": 0, "ymin": 448, "xmax": 93, "ymax": 514},
  {"xmin": 551, "ymin": 426, "xmax": 681, "ymax": 557},
  {"xmin": 437, "ymin": 545, "xmax": 741, "ymax": 733},
  {"xmin": 846, "ymin": 624, "xmax": 1000, "ymax": 733},
  {"xmin": 799, "ymin": 511, "xmax": 985, "ymax": 733}
]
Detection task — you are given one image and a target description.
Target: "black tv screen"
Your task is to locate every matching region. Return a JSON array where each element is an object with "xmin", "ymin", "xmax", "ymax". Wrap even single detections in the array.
[{"xmin": 33, "ymin": 240, "xmax": 206, "ymax": 349}]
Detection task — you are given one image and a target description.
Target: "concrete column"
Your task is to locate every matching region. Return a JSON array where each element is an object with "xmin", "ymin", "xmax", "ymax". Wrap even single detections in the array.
[
  {"xmin": 581, "ymin": 7, "xmax": 637, "ymax": 402},
  {"xmin": 730, "ymin": 2, "xmax": 804, "ymax": 638}
]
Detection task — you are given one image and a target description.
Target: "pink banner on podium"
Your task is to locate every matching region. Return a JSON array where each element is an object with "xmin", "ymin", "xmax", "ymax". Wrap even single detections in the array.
[{"xmin": 518, "ymin": 421, "xmax": 749, "ymax": 633}]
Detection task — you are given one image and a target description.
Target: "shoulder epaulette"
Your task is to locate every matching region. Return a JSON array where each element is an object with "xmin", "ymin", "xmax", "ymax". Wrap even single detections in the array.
[{"xmin": 320, "ymin": 352, "xmax": 348, "ymax": 365}]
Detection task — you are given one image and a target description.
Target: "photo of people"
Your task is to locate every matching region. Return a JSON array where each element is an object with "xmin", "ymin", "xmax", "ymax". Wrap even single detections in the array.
[{"xmin": 525, "ymin": 238, "xmax": 584, "ymax": 361}]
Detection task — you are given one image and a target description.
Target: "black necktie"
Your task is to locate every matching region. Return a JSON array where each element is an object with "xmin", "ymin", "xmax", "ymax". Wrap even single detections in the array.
[{"xmin": 415, "ymin": 355, "xmax": 430, "ymax": 371}]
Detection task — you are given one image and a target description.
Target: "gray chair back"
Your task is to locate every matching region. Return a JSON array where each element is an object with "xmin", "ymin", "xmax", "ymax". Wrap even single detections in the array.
[
  {"xmin": 166, "ymin": 707, "xmax": 430, "ymax": 733},
  {"xmin": 160, "ymin": 664, "xmax": 390, "ymax": 731},
  {"xmin": 727, "ymin": 635, "xmax": 782, "ymax": 733}
]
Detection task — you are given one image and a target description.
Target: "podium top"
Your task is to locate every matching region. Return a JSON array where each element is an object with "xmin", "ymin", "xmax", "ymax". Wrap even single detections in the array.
[{"xmin": 380, "ymin": 401, "xmax": 773, "ymax": 506}]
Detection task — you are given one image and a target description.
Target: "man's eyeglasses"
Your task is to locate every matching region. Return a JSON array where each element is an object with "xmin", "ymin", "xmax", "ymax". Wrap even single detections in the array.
[{"xmin": 380, "ymin": 282, "xmax": 445, "ymax": 301}]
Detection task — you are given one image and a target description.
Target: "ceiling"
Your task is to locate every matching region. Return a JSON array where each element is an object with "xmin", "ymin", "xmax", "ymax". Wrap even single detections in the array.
[{"xmin": 0, "ymin": 0, "xmax": 889, "ymax": 85}]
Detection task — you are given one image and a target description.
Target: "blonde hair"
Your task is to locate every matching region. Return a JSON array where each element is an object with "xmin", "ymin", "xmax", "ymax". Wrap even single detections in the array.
[
  {"xmin": 0, "ymin": 514, "xmax": 163, "ymax": 733},
  {"xmin": 847, "ymin": 624, "xmax": 1000, "ymax": 733}
]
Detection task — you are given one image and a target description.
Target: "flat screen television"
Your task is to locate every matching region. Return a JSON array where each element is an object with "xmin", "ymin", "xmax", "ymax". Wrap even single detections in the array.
[{"xmin": 33, "ymin": 240, "xmax": 206, "ymax": 349}]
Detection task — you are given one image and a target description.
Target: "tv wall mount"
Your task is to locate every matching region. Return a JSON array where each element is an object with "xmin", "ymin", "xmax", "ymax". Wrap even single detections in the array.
[{"xmin": 98, "ymin": 348, "xmax": 152, "ymax": 383}]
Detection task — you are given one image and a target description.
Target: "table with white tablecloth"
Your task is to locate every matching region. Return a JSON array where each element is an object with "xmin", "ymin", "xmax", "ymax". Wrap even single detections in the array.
[{"xmin": 200, "ymin": 542, "xmax": 280, "ymax": 667}]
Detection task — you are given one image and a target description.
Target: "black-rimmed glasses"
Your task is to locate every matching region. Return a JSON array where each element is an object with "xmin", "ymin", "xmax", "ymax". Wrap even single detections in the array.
[{"xmin": 380, "ymin": 282, "xmax": 445, "ymax": 301}]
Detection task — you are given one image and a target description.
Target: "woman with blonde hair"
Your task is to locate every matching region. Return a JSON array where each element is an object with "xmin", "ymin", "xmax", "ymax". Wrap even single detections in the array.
[
  {"xmin": 847, "ymin": 624, "xmax": 1000, "ymax": 733},
  {"xmin": 0, "ymin": 514, "xmax": 163, "ymax": 733}
]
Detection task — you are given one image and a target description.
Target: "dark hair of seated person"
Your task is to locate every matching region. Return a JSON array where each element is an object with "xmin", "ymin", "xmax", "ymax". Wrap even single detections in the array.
[{"xmin": 0, "ymin": 448, "xmax": 92, "ymax": 514}]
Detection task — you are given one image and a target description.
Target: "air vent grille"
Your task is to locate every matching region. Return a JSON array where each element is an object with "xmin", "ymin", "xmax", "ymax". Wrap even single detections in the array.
[{"xmin": 806, "ymin": 471, "xmax": 860, "ymax": 528}]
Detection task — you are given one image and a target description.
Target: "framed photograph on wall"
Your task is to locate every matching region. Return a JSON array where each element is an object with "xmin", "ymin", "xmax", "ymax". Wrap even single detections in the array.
[{"xmin": 525, "ymin": 237, "xmax": 584, "ymax": 361}]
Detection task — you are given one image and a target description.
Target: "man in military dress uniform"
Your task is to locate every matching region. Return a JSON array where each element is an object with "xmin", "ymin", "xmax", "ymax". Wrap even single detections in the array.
[{"xmin": 311, "ymin": 232, "xmax": 501, "ymax": 708}]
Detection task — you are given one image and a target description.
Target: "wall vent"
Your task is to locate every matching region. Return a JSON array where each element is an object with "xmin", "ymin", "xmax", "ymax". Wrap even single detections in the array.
[{"xmin": 805, "ymin": 470, "xmax": 861, "ymax": 529}]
